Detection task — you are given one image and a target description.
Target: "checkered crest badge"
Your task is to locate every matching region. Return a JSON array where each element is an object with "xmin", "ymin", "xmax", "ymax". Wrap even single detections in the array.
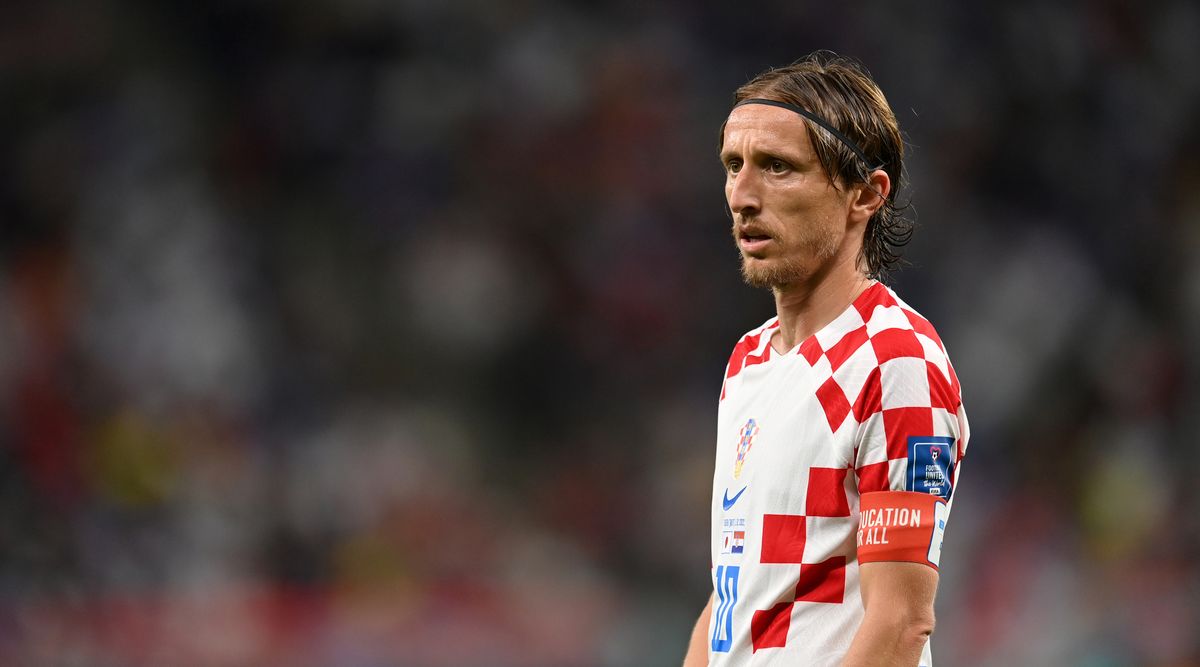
[{"xmin": 733, "ymin": 418, "xmax": 759, "ymax": 479}]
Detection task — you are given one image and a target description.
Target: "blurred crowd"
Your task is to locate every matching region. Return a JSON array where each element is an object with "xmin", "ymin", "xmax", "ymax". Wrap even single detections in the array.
[{"xmin": 2, "ymin": 1, "xmax": 1199, "ymax": 665}]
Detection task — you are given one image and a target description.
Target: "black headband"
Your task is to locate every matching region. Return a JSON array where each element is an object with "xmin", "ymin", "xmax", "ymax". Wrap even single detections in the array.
[{"xmin": 734, "ymin": 98, "xmax": 883, "ymax": 171}]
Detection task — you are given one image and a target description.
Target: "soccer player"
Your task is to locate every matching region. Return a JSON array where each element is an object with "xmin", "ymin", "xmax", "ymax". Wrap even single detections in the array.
[{"xmin": 682, "ymin": 53, "xmax": 969, "ymax": 667}]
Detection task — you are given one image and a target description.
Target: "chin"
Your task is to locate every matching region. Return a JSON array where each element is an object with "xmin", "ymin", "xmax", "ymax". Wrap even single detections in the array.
[{"xmin": 740, "ymin": 257, "xmax": 807, "ymax": 289}]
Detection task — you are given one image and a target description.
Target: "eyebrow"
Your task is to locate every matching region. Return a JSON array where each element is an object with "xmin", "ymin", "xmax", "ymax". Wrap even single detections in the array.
[{"xmin": 719, "ymin": 142, "xmax": 805, "ymax": 167}]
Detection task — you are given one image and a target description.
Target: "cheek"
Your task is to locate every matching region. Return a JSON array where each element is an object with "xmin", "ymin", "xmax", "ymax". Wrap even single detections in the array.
[
  {"xmin": 777, "ymin": 194, "xmax": 843, "ymax": 242},
  {"xmin": 775, "ymin": 191, "xmax": 818, "ymax": 226}
]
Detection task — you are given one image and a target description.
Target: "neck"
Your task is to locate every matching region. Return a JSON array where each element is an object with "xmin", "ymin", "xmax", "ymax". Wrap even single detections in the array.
[{"xmin": 770, "ymin": 267, "xmax": 874, "ymax": 352}]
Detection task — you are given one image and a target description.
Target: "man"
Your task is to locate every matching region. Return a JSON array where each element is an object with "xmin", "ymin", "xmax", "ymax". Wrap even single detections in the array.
[{"xmin": 682, "ymin": 53, "xmax": 969, "ymax": 667}]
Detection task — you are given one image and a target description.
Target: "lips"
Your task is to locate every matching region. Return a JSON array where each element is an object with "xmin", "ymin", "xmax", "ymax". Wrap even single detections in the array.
[{"xmin": 735, "ymin": 225, "xmax": 774, "ymax": 253}]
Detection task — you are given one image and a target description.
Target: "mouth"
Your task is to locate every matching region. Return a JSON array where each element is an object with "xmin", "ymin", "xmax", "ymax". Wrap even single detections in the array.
[{"xmin": 736, "ymin": 228, "xmax": 774, "ymax": 254}]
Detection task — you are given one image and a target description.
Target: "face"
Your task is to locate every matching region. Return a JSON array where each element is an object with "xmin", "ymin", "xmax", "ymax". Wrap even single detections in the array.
[{"xmin": 721, "ymin": 103, "xmax": 861, "ymax": 290}]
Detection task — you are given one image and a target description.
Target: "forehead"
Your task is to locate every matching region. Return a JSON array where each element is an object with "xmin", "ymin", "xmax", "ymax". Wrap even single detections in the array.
[{"xmin": 721, "ymin": 103, "xmax": 813, "ymax": 154}]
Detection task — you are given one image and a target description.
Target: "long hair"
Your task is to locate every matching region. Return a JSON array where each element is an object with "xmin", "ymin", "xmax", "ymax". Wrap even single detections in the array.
[{"xmin": 724, "ymin": 52, "xmax": 913, "ymax": 280}]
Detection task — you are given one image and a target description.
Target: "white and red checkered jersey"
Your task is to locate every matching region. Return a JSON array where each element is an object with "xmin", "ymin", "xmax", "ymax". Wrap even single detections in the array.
[{"xmin": 708, "ymin": 281, "xmax": 968, "ymax": 666}]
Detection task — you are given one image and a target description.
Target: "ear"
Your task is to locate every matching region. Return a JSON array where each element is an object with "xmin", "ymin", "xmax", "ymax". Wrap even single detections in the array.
[{"xmin": 848, "ymin": 169, "xmax": 891, "ymax": 225}]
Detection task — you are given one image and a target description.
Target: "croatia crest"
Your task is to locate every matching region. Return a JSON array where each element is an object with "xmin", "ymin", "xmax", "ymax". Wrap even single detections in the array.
[{"xmin": 733, "ymin": 418, "xmax": 758, "ymax": 479}]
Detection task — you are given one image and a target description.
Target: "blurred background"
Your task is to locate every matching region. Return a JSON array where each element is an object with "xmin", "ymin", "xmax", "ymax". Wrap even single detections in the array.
[{"xmin": 2, "ymin": 0, "xmax": 1199, "ymax": 665}]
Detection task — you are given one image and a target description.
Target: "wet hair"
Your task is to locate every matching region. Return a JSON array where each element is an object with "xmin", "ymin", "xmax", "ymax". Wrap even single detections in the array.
[{"xmin": 723, "ymin": 51, "xmax": 913, "ymax": 280}]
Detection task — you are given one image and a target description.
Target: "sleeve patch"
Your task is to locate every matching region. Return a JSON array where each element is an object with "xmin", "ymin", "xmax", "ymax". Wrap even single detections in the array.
[
  {"xmin": 857, "ymin": 491, "xmax": 948, "ymax": 570},
  {"xmin": 906, "ymin": 436, "xmax": 955, "ymax": 499}
]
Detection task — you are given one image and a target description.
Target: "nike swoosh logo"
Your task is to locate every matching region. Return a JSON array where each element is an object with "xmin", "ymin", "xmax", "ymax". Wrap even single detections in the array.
[{"xmin": 722, "ymin": 486, "xmax": 748, "ymax": 511}]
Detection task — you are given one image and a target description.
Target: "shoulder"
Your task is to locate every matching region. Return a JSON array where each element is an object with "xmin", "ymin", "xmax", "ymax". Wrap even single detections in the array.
[
  {"xmin": 727, "ymin": 316, "xmax": 778, "ymax": 362},
  {"xmin": 720, "ymin": 316, "xmax": 778, "ymax": 399},
  {"xmin": 849, "ymin": 283, "xmax": 962, "ymax": 410},
  {"xmin": 808, "ymin": 283, "xmax": 962, "ymax": 410},
  {"xmin": 857, "ymin": 285, "xmax": 952, "ymax": 360}
]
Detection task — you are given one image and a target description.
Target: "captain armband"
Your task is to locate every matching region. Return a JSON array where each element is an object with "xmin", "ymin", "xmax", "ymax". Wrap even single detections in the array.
[{"xmin": 856, "ymin": 491, "xmax": 949, "ymax": 570}]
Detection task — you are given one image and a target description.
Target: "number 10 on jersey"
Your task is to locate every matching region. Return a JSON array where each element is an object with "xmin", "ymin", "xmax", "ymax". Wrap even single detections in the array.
[{"xmin": 711, "ymin": 565, "xmax": 740, "ymax": 652}]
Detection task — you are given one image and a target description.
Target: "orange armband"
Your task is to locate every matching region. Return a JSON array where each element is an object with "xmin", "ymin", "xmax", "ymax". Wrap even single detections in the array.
[{"xmin": 856, "ymin": 491, "xmax": 948, "ymax": 570}]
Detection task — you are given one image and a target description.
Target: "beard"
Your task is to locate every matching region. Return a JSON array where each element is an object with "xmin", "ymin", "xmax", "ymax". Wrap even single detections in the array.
[
  {"xmin": 740, "ymin": 253, "xmax": 807, "ymax": 289},
  {"xmin": 734, "ymin": 219, "xmax": 842, "ymax": 289}
]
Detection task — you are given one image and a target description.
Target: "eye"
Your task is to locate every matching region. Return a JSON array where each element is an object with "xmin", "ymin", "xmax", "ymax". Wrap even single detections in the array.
[
  {"xmin": 726, "ymin": 159, "xmax": 743, "ymax": 175},
  {"xmin": 768, "ymin": 159, "xmax": 790, "ymax": 174}
]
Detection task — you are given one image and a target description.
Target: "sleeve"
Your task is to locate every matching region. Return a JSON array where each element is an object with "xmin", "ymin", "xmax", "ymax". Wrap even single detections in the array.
[{"xmin": 851, "ymin": 350, "xmax": 968, "ymax": 569}]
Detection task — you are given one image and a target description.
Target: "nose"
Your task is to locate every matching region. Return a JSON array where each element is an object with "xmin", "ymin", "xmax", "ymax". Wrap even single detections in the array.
[{"xmin": 726, "ymin": 168, "xmax": 760, "ymax": 217}]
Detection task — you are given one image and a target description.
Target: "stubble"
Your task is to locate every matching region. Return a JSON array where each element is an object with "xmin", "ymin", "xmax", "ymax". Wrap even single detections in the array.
[{"xmin": 734, "ymin": 218, "xmax": 841, "ymax": 290}]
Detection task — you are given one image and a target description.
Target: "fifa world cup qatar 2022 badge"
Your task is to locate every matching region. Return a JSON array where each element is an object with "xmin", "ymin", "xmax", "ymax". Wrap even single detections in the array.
[{"xmin": 733, "ymin": 418, "xmax": 759, "ymax": 479}]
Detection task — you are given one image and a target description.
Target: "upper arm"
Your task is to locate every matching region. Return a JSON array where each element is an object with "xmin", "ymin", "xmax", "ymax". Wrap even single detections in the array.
[
  {"xmin": 851, "ymin": 324, "xmax": 964, "ymax": 573},
  {"xmin": 847, "ymin": 561, "xmax": 939, "ymax": 667},
  {"xmin": 683, "ymin": 593, "xmax": 715, "ymax": 667},
  {"xmin": 850, "ymin": 320, "xmax": 966, "ymax": 500},
  {"xmin": 858, "ymin": 561, "xmax": 938, "ymax": 626},
  {"xmin": 851, "ymin": 355, "xmax": 963, "ymax": 499}
]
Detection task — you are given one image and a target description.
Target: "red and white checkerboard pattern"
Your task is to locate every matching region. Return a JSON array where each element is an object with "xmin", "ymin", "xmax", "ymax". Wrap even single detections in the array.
[
  {"xmin": 750, "ymin": 462, "xmax": 853, "ymax": 651},
  {"xmin": 723, "ymin": 283, "xmax": 967, "ymax": 493},
  {"xmin": 710, "ymin": 282, "xmax": 967, "ymax": 664}
]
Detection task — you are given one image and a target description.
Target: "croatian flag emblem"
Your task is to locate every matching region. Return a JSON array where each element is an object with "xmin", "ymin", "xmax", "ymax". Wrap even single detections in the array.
[{"xmin": 722, "ymin": 530, "xmax": 746, "ymax": 555}]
